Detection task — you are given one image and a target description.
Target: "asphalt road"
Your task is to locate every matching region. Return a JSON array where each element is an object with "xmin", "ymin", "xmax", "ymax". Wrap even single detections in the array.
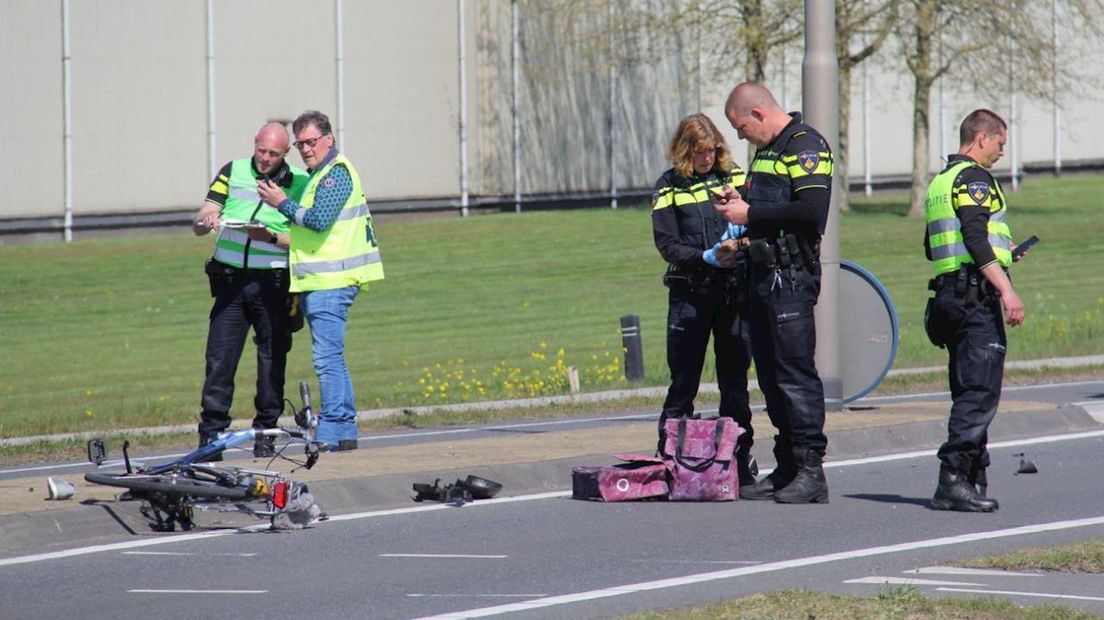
[
  {"xmin": 2, "ymin": 428, "xmax": 1103, "ymax": 619},
  {"xmin": 4, "ymin": 379, "xmax": 1102, "ymax": 483}
]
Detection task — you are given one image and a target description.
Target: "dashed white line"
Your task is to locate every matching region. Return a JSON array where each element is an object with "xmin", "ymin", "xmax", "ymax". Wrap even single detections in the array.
[
  {"xmin": 128, "ymin": 589, "xmax": 267, "ymax": 594},
  {"xmin": 381, "ymin": 554, "xmax": 507, "ymax": 559},
  {"xmin": 121, "ymin": 551, "xmax": 258, "ymax": 557},
  {"xmin": 408, "ymin": 594, "xmax": 548, "ymax": 599},
  {"xmin": 937, "ymin": 587, "xmax": 1104, "ymax": 602}
]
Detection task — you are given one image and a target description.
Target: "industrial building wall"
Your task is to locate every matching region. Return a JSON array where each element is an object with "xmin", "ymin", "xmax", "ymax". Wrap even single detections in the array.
[{"xmin": 1, "ymin": 1, "xmax": 1101, "ymax": 226}]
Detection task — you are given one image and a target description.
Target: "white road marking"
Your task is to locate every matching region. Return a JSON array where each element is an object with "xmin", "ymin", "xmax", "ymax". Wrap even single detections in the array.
[
  {"xmin": 822, "ymin": 429, "xmax": 1104, "ymax": 471},
  {"xmin": 5, "ymin": 430, "xmax": 1104, "ymax": 569},
  {"xmin": 937, "ymin": 587, "xmax": 1104, "ymax": 602},
  {"xmin": 121, "ymin": 551, "xmax": 257, "ymax": 557},
  {"xmin": 1072, "ymin": 401, "xmax": 1104, "ymax": 423},
  {"xmin": 407, "ymin": 594, "xmax": 548, "ymax": 599},
  {"xmin": 844, "ymin": 576, "xmax": 987, "ymax": 586},
  {"xmin": 906, "ymin": 566, "xmax": 1041, "ymax": 577},
  {"xmin": 0, "ymin": 526, "xmax": 268, "ymax": 568},
  {"xmin": 634, "ymin": 560, "xmax": 762, "ymax": 565},
  {"xmin": 381, "ymin": 554, "xmax": 507, "ymax": 559},
  {"xmin": 413, "ymin": 515, "xmax": 1104, "ymax": 619},
  {"xmin": 128, "ymin": 589, "xmax": 267, "ymax": 594}
]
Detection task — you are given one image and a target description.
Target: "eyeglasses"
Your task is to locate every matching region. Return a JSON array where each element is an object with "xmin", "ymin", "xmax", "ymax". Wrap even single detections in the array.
[{"xmin": 293, "ymin": 133, "xmax": 330, "ymax": 150}]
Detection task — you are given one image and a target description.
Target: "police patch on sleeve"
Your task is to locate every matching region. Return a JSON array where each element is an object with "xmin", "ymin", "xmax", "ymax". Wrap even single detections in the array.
[
  {"xmin": 967, "ymin": 181, "xmax": 989, "ymax": 204},
  {"xmin": 797, "ymin": 150, "xmax": 820, "ymax": 173}
]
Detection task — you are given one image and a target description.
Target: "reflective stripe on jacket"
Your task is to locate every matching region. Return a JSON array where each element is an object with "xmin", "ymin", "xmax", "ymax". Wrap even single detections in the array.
[
  {"xmin": 213, "ymin": 158, "xmax": 308, "ymax": 269},
  {"xmin": 289, "ymin": 153, "xmax": 384, "ymax": 292},
  {"xmin": 925, "ymin": 160, "xmax": 1012, "ymax": 276}
]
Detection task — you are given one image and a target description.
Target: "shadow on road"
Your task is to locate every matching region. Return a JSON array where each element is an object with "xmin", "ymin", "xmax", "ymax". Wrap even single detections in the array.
[{"xmin": 842, "ymin": 493, "xmax": 932, "ymax": 508}]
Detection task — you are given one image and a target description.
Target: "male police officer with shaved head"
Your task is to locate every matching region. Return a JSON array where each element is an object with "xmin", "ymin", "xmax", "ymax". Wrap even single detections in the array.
[
  {"xmin": 193, "ymin": 122, "xmax": 309, "ymax": 459},
  {"xmin": 713, "ymin": 82, "xmax": 833, "ymax": 504},
  {"xmin": 923, "ymin": 109, "xmax": 1027, "ymax": 512}
]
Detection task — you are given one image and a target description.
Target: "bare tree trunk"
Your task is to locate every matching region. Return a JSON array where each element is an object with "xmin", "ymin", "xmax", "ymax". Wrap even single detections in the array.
[
  {"xmin": 837, "ymin": 62, "xmax": 852, "ymax": 212},
  {"xmin": 907, "ymin": 75, "xmax": 933, "ymax": 217},
  {"xmin": 906, "ymin": 0, "xmax": 936, "ymax": 218}
]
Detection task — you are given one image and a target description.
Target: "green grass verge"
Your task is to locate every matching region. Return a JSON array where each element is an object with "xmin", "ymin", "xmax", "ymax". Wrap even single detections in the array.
[
  {"xmin": 959, "ymin": 538, "xmax": 1104, "ymax": 573},
  {"xmin": 1, "ymin": 174, "xmax": 1101, "ymax": 438},
  {"xmin": 623, "ymin": 587, "xmax": 1101, "ymax": 619}
]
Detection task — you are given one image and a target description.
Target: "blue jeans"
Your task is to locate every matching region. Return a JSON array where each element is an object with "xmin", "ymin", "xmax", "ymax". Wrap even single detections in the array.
[{"xmin": 303, "ymin": 285, "xmax": 359, "ymax": 445}]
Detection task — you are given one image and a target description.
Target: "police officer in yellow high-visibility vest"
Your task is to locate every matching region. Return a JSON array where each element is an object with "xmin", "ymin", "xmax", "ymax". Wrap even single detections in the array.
[
  {"xmin": 259, "ymin": 110, "xmax": 383, "ymax": 451},
  {"xmin": 923, "ymin": 109, "xmax": 1027, "ymax": 513},
  {"xmin": 193, "ymin": 122, "xmax": 309, "ymax": 459}
]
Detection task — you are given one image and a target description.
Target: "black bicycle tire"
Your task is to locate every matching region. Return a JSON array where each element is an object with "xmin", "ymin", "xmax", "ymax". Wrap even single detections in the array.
[{"xmin": 85, "ymin": 471, "xmax": 252, "ymax": 501}]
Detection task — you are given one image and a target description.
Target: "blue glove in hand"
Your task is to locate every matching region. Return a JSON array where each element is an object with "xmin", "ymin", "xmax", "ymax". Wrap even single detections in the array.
[
  {"xmin": 723, "ymin": 223, "xmax": 747, "ymax": 240},
  {"xmin": 702, "ymin": 242, "xmax": 724, "ymax": 267}
]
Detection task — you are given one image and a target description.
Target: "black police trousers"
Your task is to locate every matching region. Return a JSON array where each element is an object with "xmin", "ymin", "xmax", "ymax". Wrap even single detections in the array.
[
  {"xmin": 928, "ymin": 281, "xmax": 1006, "ymax": 474},
  {"xmin": 747, "ymin": 263, "xmax": 827, "ymax": 460},
  {"xmin": 658, "ymin": 284, "xmax": 753, "ymax": 456},
  {"xmin": 199, "ymin": 266, "xmax": 292, "ymax": 440}
]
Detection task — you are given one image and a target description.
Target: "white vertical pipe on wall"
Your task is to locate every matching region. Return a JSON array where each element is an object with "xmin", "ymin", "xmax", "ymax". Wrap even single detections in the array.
[
  {"xmin": 335, "ymin": 0, "xmax": 345, "ymax": 148},
  {"xmin": 512, "ymin": 0, "xmax": 522, "ymax": 213},
  {"xmin": 861, "ymin": 1, "xmax": 871, "ymax": 196},
  {"xmin": 458, "ymin": 0, "xmax": 470, "ymax": 217},
  {"xmin": 206, "ymin": 0, "xmax": 216, "ymax": 182},
  {"xmin": 1052, "ymin": 0, "xmax": 1061, "ymax": 176},
  {"xmin": 608, "ymin": 0, "xmax": 618, "ymax": 209},
  {"xmin": 862, "ymin": 53, "xmax": 871, "ymax": 196},
  {"xmin": 62, "ymin": 0, "xmax": 73, "ymax": 242}
]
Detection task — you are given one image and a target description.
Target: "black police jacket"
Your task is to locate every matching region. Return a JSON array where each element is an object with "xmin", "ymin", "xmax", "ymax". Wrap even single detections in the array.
[
  {"xmin": 651, "ymin": 166, "xmax": 744, "ymax": 273},
  {"xmin": 745, "ymin": 113, "xmax": 832, "ymax": 249}
]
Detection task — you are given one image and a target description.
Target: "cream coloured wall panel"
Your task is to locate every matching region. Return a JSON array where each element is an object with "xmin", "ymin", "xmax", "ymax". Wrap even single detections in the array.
[
  {"xmin": 70, "ymin": 0, "xmax": 207, "ymax": 213},
  {"xmin": 342, "ymin": 0, "xmax": 461, "ymax": 199},
  {"xmin": 0, "ymin": 1, "xmax": 64, "ymax": 218},
  {"xmin": 212, "ymin": 0, "xmax": 335, "ymax": 177}
]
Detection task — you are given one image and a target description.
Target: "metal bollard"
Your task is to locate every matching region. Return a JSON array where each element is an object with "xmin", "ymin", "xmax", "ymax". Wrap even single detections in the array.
[{"xmin": 620, "ymin": 314, "xmax": 644, "ymax": 381}]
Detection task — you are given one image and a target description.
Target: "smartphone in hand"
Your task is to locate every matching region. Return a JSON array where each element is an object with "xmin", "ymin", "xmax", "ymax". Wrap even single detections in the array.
[{"xmin": 1011, "ymin": 235, "xmax": 1039, "ymax": 260}]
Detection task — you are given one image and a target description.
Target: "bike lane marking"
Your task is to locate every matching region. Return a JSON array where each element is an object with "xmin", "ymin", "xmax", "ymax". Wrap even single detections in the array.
[
  {"xmin": 936, "ymin": 587, "xmax": 1104, "ymax": 603},
  {"xmin": 128, "ymin": 589, "xmax": 267, "ymax": 594}
]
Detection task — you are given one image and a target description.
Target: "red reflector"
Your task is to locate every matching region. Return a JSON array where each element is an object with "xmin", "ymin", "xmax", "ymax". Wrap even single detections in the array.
[{"xmin": 272, "ymin": 480, "xmax": 289, "ymax": 509}]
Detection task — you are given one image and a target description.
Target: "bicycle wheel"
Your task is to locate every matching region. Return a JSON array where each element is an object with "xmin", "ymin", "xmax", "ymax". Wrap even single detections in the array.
[{"xmin": 85, "ymin": 471, "xmax": 252, "ymax": 501}]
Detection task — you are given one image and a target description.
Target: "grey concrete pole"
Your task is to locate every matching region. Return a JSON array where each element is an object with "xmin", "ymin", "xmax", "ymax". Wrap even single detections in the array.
[
  {"xmin": 803, "ymin": 0, "xmax": 842, "ymax": 412},
  {"xmin": 62, "ymin": 0, "xmax": 73, "ymax": 242}
]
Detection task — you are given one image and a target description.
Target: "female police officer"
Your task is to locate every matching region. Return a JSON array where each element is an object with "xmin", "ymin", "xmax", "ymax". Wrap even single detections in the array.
[{"xmin": 651, "ymin": 113, "xmax": 755, "ymax": 492}]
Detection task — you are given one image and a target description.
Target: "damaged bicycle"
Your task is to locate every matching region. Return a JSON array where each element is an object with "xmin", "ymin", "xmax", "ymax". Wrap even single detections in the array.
[{"xmin": 84, "ymin": 382, "xmax": 325, "ymax": 532}]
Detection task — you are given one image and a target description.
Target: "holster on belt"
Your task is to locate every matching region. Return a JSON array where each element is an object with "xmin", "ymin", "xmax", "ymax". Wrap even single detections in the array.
[
  {"xmin": 205, "ymin": 258, "xmax": 232, "ymax": 298},
  {"xmin": 663, "ymin": 269, "xmax": 713, "ymax": 295}
]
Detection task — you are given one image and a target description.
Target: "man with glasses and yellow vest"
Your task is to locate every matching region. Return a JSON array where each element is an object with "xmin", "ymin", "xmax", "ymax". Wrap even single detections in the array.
[
  {"xmin": 923, "ymin": 109, "xmax": 1027, "ymax": 512},
  {"xmin": 193, "ymin": 122, "xmax": 309, "ymax": 458},
  {"xmin": 258, "ymin": 110, "xmax": 383, "ymax": 451}
]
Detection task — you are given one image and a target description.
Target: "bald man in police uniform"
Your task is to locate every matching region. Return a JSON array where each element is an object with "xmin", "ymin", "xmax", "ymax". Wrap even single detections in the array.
[{"xmin": 713, "ymin": 82, "xmax": 832, "ymax": 504}]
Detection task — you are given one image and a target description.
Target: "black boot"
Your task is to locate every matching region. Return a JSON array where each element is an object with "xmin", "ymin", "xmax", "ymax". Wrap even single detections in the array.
[
  {"xmin": 740, "ymin": 438, "xmax": 795, "ymax": 500},
  {"xmin": 932, "ymin": 465, "xmax": 998, "ymax": 512},
  {"xmin": 773, "ymin": 448, "xmax": 829, "ymax": 504}
]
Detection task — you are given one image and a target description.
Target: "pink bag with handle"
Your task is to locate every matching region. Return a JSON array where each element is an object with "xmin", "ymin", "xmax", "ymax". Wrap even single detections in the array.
[
  {"xmin": 662, "ymin": 417, "xmax": 743, "ymax": 501},
  {"xmin": 571, "ymin": 453, "xmax": 669, "ymax": 502}
]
